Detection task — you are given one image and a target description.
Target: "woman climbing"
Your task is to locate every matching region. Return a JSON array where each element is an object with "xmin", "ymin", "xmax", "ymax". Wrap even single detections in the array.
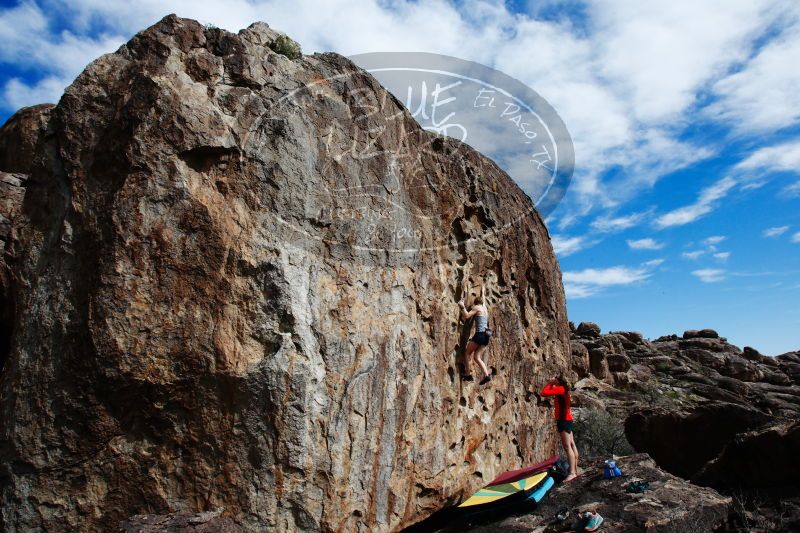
[
  {"xmin": 458, "ymin": 285, "xmax": 493, "ymax": 385},
  {"xmin": 541, "ymin": 374, "xmax": 579, "ymax": 482}
]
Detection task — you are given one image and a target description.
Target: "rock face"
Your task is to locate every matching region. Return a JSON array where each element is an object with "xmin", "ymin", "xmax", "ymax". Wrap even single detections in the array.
[
  {"xmin": 0, "ymin": 15, "xmax": 570, "ymax": 532},
  {"xmin": 0, "ymin": 104, "xmax": 53, "ymax": 374},
  {"xmin": 694, "ymin": 420, "xmax": 800, "ymax": 489},
  {"xmin": 625, "ymin": 403, "xmax": 771, "ymax": 479},
  {"xmin": 0, "ymin": 171, "xmax": 29, "ymax": 370},
  {"xmin": 119, "ymin": 509, "xmax": 243, "ymax": 533}
]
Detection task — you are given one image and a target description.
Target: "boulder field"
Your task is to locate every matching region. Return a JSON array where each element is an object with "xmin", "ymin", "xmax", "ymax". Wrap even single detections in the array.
[{"xmin": 569, "ymin": 322, "xmax": 800, "ymax": 531}]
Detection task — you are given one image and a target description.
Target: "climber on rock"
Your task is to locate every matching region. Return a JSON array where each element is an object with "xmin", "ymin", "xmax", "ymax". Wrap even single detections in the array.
[
  {"xmin": 458, "ymin": 285, "xmax": 493, "ymax": 385},
  {"xmin": 541, "ymin": 375, "xmax": 579, "ymax": 481}
]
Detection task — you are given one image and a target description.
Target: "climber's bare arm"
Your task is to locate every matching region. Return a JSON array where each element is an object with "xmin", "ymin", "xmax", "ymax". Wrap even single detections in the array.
[{"xmin": 458, "ymin": 300, "xmax": 478, "ymax": 321}]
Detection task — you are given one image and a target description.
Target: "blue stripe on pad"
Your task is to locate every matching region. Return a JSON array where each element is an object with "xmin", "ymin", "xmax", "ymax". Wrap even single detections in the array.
[{"xmin": 526, "ymin": 476, "xmax": 554, "ymax": 503}]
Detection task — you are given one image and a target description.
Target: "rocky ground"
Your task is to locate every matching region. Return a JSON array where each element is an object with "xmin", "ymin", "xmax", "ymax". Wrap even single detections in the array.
[
  {"xmin": 466, "ymin": 454, "xmax": 731, "ymax": 533},
  {"xmin": 465, "ymin": 323, "xmax": 800, "ymax": 532}
]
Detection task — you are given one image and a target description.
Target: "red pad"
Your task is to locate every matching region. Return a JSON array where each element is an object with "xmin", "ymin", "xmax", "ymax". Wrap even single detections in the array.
[{"xmin": 487, "ymin": 455, "xmax": 559, "ymax": 486}]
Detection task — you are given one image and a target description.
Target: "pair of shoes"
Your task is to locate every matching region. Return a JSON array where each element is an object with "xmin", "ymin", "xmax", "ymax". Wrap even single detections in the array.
[
  {"xmin": 577, "ymin": 511, "xmax": 604, "ymax": 532},
  {"xmin": 460, "ymin": 374, "xmax": 474, "ymax": 381},
  {"xmin": 479, "ymin": 375, "xmax": 492, "ymax": 385},
  {"xmin": 625, "ymin": 480, "xmax": 649, "ymax": 493}
]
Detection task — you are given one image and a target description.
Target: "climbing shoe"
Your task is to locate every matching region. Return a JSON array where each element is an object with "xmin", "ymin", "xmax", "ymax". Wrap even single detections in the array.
[
  {"xmin": 625, "ymin": 480, "xmax": 650, "ymax": 494},
  {"xmin": 479, "ymin": 375, "xmax": 492, "ymax": 385},
  {"xmin": 573, "ymin": 511, "xmax": 604, "ymax": 532},
  {"xmin": 583, "ymin": 511, "xmax": 604, "ymax": 531},
  {"xmin": 461, "ymin": 374, "xmax": 474, "ymax": 381}
]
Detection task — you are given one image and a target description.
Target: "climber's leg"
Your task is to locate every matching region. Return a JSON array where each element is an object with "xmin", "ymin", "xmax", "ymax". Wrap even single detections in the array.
[
  {"xmin": 568, "ymin": 432, "xmax": 580, "ymax": 475},
  {"xmin": 474, "ymin": 344, "xmax": 490, "ymax": 378},
  {"xmin": 559, "ymin": 429, "xmax": 577, "ymax": 481},
  {"xmin": 462, "ymin": 341, "xmax": 477, "ymax": 377}
]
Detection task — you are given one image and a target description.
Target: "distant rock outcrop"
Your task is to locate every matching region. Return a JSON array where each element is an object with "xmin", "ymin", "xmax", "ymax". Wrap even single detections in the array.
[
  {"xmin": 571, "ymin": 325, "xmax": 800, "ymax": 421},
  {"xmin": 0, "ymin": 15, "xmax": 570, "ymax": 532},
  {"xmin": 569, "ymin": 324, "xmax": 800, "ymax": 530}
]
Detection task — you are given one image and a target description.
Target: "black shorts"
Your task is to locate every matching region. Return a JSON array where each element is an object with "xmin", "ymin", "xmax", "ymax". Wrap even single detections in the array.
[
  {"xmin": 556, "ymin": 420, "xmax": 574, "ymax": 433},
  {"xmin": 470, "ymin": 331, "xmax": 491, "ymax": 346}
]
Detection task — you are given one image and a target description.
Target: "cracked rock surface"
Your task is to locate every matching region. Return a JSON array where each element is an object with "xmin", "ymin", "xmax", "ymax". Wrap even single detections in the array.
[{"xmin": 0, "ymin": 15, "xmax": 570, "ymax": 532}]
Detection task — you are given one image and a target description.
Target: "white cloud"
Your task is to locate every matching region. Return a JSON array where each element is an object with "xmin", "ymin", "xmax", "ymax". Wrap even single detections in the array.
[
  {"xmin": 654, "ymin": 177, "xmax": 736, "ymax": 228},
  {"xmin": 735, "ymin": 139, "xmax": 800, "ymax": 173},
  {"xmin": 682, "ymin": 250, "xmax": 705, "ymax": 260},
  {"xmin": 741, "ymin": 180, "xmax": 767, "ymax": 191},
  {"xmin": 650, "ymin": 139, "xmax": 800, "ymax": 225},
  {"xmin": 783, "ymin": 181, "xmax": 800, "ymax": 198},
  {"xmin": 708, "ymin": 12, "xmax": 800, "ymax": 132},
  {"xmin": 564, "ymin": 283, "xmax": 597, "ymax": 299},
  {"xmin": 682, "ymin": 235, "xmax": 728, "ymax": 260},
  {"xmin": 792, "ymin": 232, "xmax": 800, "ymax": 244},
  {"xmin": 563, "ymin": 264, "xmax": 654, "ymax": 298},
  {"xmin": 551, "ymin": 235, "xmax": 587, "ymax": 256},
  {"xmin": 0, "ymin": 0, "xmax": 797, "ymax": 261},
  {"xmin": 2, "ymin": 76, "xmax": 71, "ymax": 110},
  {"xmin": 0, "ymin": 1, "xmax": 126, "ymax": 110},
  {"xmin": 692, "ymin": 268, "xmax": 726, "ymax": 282},
  {"xmin": 564, "ymin": 266, "xmax": 651, "ymax": 286},
  {"xmin": 643, "ymin": 258, "xmax": 665, "ymax": 268},
  {"xmin": 0, "ymin": 0, "xmax": 785, "ymax": 225},
  {"xmin": 0, "ymin": 3, "xmax": 125, "ymax": 73},
  {"xmin": 590, "ymin": 210, "xmax": 650, "ymax": 232},
  {"xmin": 703, "ymin": 235, "xmax": 727, "ymax": 246},
  {"xmin": 729, "ymin": 140, "xmax": 800, "ymax": 198},
  {"xmin": 588, "ymin": 0, "xmax": 772, "ymax": 123},
  {"xmin": 763, "ymin": 225, "xmax": 789, "ymax": 238},
  {"xmin": 626, "ymin": 237, "xmax": 664, "ymax": 250}
]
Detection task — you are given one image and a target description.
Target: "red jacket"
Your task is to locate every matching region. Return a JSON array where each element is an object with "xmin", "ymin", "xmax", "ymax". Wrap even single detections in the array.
[{"xmin": 541, "ymin": 383, "xmax": 573, "ymax": 421}]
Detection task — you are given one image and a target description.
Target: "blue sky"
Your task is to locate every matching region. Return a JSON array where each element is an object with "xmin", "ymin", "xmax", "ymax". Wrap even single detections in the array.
[{"xmin": 1, "ymin": 0, "xmax": 798, "ymax": 354}]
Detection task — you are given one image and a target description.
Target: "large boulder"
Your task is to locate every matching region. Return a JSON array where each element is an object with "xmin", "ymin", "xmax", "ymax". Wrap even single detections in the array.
[
  {"xmin": 683, "ymin": 329, "xmax": 719, "ymax": 339},
  {"xmin": 625, "ymin": 402, "xmax": 771, "ymax": 479},
  {"xmin": 575, "ymin": 321, "xmax": 601, "ymax": 338},
  {"xmin": 588, "ymin": 346, "xmax": 609, "ymax": 380},
  {"xmin": 606, "ymin": 353, "xmax": 631, "ymax": 373},
  {"xmin": 570, "ymin": 340, "xmax": 590, "ymax": 378},
  {"xmin": 694, "ymin": 421, "xmax": 800, "ymax": 489},
  {"xmin": 0, "ymin": 15, "xmax": 570, "ymax": 532},
  {"xmin": 721, "ymin": 354, "xmax": 764, "ymax": 382},
  {"xmin": 0, "ymin": 103, "xmax": 54, "ymax": 174}
]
